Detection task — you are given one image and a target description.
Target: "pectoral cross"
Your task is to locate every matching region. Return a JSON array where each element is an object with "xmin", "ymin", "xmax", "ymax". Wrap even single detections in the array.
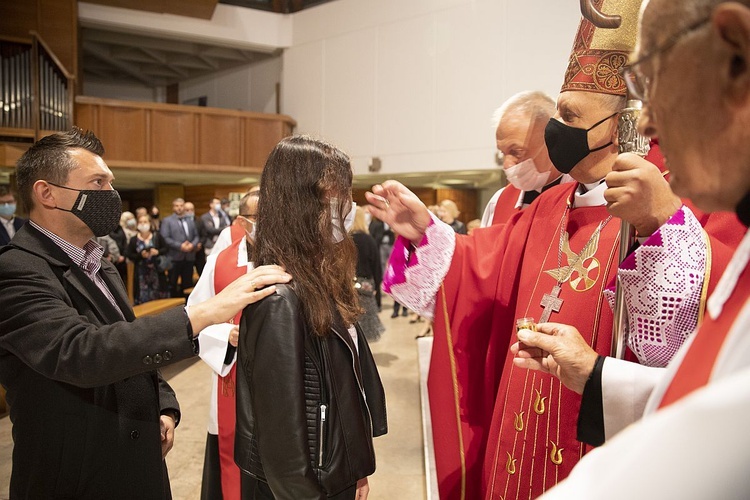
[{"xmin": 540, "ymin": 284, "xmax": 563, "ymax": 323}]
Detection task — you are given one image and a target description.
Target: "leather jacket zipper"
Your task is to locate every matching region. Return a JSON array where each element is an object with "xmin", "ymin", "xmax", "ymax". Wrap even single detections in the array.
[
  {"xmin": 318, "ymin": 404, "xmax": 327, "ymax": 467},
  {"xmin": 329, "ymin": 327, "xmax": 375, "ymax": 457}
]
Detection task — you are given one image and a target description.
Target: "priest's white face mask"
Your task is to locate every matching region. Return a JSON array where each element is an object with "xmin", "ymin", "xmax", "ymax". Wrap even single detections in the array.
[
  {"xmin": 331, "ymin": 200, "xmax": 356, "ymax": 243},
  {"xmin": 236, "ymin": 215, "xmax": 256, "ymax": 243},
  {"xmin": 504, "ymin": 158, "xmax": 548, "ymax": 192}
]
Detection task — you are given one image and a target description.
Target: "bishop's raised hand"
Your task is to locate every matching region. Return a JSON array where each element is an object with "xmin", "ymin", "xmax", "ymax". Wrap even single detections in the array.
[{"xmin": 365, "ymin": 180, "xmax": 432, "ymax": 244}]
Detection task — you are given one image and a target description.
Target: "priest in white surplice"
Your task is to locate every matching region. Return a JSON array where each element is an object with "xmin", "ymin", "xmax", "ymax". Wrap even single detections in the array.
[
  {"xmin": 188, "ymin": 191, "xmax": 291, "ymax": 500},
  {"xmin": 512, "ymin": 0, "xmax": 750, "ymax": 497}
]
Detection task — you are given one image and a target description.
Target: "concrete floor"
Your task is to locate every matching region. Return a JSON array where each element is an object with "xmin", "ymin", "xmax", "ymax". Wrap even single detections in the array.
[{"xmin": 0, "ymin": 299, "xmax": 429, "ymax": 499}]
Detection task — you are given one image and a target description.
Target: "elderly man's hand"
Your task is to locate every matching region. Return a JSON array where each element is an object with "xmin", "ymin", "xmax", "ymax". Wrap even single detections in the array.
[
  {"xmin": 604, "ymin": 153, "xmax": 682, "ymax": 237},
  {"xmin": 511, "ymin": 322, "xmax": 599, "ymax": 395},
  {"xmin": 365, "ymin": 181, "xmax": 432, "ymax": 245}
]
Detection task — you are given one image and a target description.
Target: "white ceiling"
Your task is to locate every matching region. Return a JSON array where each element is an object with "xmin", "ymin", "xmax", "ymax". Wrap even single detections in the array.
[{"xmin": 81, "ymin": 27, "xmax": 278, "ymax": 87}]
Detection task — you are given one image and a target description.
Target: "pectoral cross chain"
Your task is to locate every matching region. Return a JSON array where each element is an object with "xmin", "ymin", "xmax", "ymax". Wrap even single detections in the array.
[{"xmin": 540, "ymin": 284, "xmax": 563, "ymax": 323}]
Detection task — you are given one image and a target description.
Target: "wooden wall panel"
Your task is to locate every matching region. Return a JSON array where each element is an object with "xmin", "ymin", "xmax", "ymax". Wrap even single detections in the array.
[
  {"xmin": 184, "ymin": 184, "xmax": 257, "ymax": 216},
  {"xmin": 199, "ymin": 114, "xmax": 241, "ymax": 166},
  {"xmin": 150, "ymin": 110, "xmax": 195, "ymax": 164},
  {"xmin": 97, "ymin": 107, "xmax": 147, "ymax": 162},
  {"xmin": 0, "ymin": 3, "xmax": 38, "ymax": 40},
  {"xmin": 436, "ymin": 188, "xmax": 478, "ymax": 223},
  {"xmin": 155, "ymin": 184, "xmax": 185, "ymax": 219},
  {"xmin": 244, "ymin": 120, "xmax": 286, "ymax": 169},
  {"xmin": 353, "ymin": 187, "xmax": 477, "ymax": 223},
  {"xmin": 84, "ymin": 0, "xmax": 218, "ymax": 20},
  {"xmin": 0, "ymin": 0, "xmax": 78, "ymax": 78},
  {"xmin": 412, "ymin": 188, "xmax": 437, "ymax": 207},
  {"xmin": 74, "ymin": 97, "xmax": 296, "ymax": 174},
  {"xmin": 74, "ymin": 104, "xmax": 96, "ymax": 132},
  {"xmin": 38, "ymin": 0, "xmax": 78, "ymax": 77}
]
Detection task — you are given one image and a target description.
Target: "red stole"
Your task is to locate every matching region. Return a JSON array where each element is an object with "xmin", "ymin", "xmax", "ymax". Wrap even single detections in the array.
[
  {"xmin": 230, "ymin": 222, "xmax": 245, "ymax": 243},
  {"xmin": 427, "ymin": 184, "xmax": 620, "ymax": 500},
  {"xmin": 659, "ymin": 255, "xmax": 750, "ymax": 408},
  {"xmin": 491, "ymin": 185, "xmax": 523, "ymax": 226},
  {"xmin": 214, "ymin": 237, "xmax": 247, "ymax": 500}
]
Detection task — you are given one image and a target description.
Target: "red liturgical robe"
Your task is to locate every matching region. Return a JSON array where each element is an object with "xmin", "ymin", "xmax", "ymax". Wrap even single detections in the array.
[
  {"xmin": 417, "ymin": 183, "xmax": 621, "ymax": 499},
  {"xmin": 214, "ymin": 237, "xmax": 247, "ymax": 500},
  {"xmin": 491, "ymin": 185, "xmax": 523, "ymax": 226}
]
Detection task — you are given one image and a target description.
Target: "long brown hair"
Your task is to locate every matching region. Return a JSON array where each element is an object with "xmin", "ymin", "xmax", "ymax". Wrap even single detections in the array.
[{"xmin": 253, "ymin": 135, "xmax": 360, "ymax": 336}]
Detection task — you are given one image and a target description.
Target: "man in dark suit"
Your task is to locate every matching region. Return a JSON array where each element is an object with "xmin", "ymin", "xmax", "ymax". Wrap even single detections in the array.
[
  {"xmin": 200, "ymin": 196, "xmax": 231, "ymax": 258},
  {"xmin": 0, "ymin": 128, "xmax": 288, "ymax": 499},
  {"xmin": 160, "ymin": 197, "xmax": 200, "ymax": 297},
  {"xmin": 0, "ymin": 185, "xmax": 26, "ymax": 247},
  {"xmin": 184, "ymin": 201, "xmax": 206, "ymax": 276}
]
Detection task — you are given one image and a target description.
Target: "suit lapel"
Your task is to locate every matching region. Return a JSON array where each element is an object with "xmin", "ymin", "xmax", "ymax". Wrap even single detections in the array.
[
  {"xmin": 63, "ymin": 266, "xmax": 126, "ymax": 325},
  {"xmin": 0, "ymin": 223, "xmax": 9, "ymax": 246}
]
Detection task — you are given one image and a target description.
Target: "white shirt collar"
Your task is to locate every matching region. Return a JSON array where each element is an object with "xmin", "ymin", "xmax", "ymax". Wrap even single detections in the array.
[{"xmin": 573, "ymin": 180, "xmax": 608, "ymax": 208}]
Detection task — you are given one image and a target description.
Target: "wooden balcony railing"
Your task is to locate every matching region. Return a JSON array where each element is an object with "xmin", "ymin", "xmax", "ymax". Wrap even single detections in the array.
[
  {"xmin": 75, "ymin": 96, "xmax": 296, "ymax": 173},
  {"xmin": 0, "ymin": 32, "xmax": 74, "ymax": 141}
]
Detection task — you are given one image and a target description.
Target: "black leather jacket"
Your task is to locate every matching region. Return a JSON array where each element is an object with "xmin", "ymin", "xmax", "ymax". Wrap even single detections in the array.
[{"xmin": 235, "ymin": 285, "xmax": 387, "ymax": 499}]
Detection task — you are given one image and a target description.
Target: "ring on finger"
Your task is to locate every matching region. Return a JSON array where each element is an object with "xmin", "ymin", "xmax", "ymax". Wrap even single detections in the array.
[{"xmin": 249, "ymin": 279, "xmax": 256, "ymax": 291}]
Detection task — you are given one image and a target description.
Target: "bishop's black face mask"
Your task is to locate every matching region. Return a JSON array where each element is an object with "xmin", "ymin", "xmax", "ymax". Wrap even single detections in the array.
[
  {"xmin": 49, "ymin": 182, "xmax": 122, "ymax": 237},
  {"xmin": 544, "ymin": 112, "xmax": 618, "ymax": 173}
]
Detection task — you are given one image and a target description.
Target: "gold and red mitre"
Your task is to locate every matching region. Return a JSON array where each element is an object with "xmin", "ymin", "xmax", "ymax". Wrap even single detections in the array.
[{"xmin": 561, "ymin": 0, "xmax": 643, "ymax": 96}]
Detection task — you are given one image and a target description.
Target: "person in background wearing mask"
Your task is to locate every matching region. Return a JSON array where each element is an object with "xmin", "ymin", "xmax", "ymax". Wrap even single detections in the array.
[
  {"xmin": 202, "ymin": 197, "xmax": 232, "ymax": 256},
  {"xmin": 350, "ymin": 205, "xmax": 385, "ymax": 342},
  {"xmin": 0, "ymin": 185, "xmax": 26, "ymax": 247},
  {"xmin": 126, "ymin": 214, "xmax": 170, "ymax": 305},
  {"xmin": 185, "ymin": 201, "xmax": 206, "ymax": 276},
  {"xmin": 108, "ymin": 209, "xmax": 130, "ymax": 284},
  {"xmin": 150, "ymin": 204, "xmax": 161, "ymax": 230},
  {"xmin": 221, "ymin": 198, "xmax": 234, "ymax": 223},
  {"xmin": 120, "ymin": 210, "xmax": 137, "ymax": 241},
  {"xmin": 188, "ymin": 190, "xmax": 284, "ymax": 499},
  {"xmin": 0, "ymin": 128, "xmax": 290, "ymax": 498},
  {"xmin": 480, "ymin": 90, "xmax": 573, "ymax": 228},
  {"xmin": 161, "ymin": 197, "xmax": 200, "ymax": 297},
  {"xmin": 135, "ymin": 206, "xmax": 148, "ymax": 219},
  {"xmin": 235, "ymin": 135, "xmax": 386, "ymax": 499}
]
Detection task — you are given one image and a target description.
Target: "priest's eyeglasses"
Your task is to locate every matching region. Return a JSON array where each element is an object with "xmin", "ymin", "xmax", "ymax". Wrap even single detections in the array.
[{"xmin": 621, "ymin": 17, "xmax": 710, "ymax": 102}]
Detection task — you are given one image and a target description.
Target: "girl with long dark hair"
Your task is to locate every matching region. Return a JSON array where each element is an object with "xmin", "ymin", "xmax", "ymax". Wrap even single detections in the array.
[{"xmin": 235, "ymin": 136, "xmax": 387, "ymax": 499}]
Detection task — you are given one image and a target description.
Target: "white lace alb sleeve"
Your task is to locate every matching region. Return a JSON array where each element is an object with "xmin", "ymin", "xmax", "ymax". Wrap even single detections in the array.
[
  {"xmin": 611, "ymin": 206, "xmax": 707, "ymax": 367},
  {"xmin": 382, "ymin": 215, "xmax": 456, "ymax": 320}
]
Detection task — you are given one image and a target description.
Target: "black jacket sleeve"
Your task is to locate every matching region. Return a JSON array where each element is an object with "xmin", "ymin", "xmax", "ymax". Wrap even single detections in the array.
[
  {"xmin": 0, "ymin": 249, "xmax": 196, "ymax": 388},
  {"xmin": 577, "ymin": 355, "xmax": 606, "ymax": 446}
]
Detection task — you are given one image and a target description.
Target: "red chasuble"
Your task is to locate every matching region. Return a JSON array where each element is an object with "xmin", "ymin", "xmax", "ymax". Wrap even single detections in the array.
[
  {"xmin": 214, "ymin": 237, "xmax": 247, "ymax": 500},
  {"xmin": 491, "ymin": 185, "xmax": 523, "ymax": 227},
  {"xmin": 427, "ymin": 183, "xmax": 621, "ymax": 500}
]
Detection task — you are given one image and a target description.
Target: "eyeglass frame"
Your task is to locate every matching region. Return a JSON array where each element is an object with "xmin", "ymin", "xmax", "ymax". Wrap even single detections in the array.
[{"xmin": 620, "ymin": 16, "xmax": 711, "ymax": 102}]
